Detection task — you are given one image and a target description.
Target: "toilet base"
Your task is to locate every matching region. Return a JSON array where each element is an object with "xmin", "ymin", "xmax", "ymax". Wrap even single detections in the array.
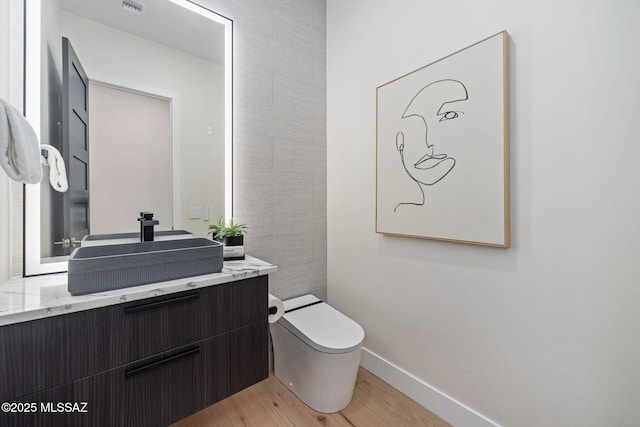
[{"xmin": 271, "ymin": 322, "xmax": 362, "ymax": 413}]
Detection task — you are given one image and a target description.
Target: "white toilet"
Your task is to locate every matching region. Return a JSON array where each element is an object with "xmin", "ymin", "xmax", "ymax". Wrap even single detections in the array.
[{"xmin": 270, "ymin": 294, "xmax": 365, "ymax": 413}]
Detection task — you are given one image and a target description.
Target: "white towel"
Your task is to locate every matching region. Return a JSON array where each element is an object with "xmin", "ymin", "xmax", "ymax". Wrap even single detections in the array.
[
  {"xmin": 0, "ymin": 98, "xmax": 42, "ymax": 184},
  {"xmin": 40, "ymin": 144, "xmax": 69, "ymax": 192}
]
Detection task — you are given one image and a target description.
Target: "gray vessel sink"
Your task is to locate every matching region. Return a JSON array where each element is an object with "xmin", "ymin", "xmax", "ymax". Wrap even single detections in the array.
[
  {"xmin": 68, "ymin": 238, "xmax": 223, "ymax": 295},
  {"xmin": 80, "ymin": 230, "xmax": 194, "ymax": 247}
]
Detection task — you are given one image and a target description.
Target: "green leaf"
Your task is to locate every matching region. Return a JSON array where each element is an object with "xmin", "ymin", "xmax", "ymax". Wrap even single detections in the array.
[{"xmin": 208, "ymin": 216, "xmax": 247, "ymax": 238}]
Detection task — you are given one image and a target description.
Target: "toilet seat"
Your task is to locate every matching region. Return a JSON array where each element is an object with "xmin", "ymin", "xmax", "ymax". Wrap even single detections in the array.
[{"xmin": 279, "ymin": 295, "xmax": 365, "ymax": 354}]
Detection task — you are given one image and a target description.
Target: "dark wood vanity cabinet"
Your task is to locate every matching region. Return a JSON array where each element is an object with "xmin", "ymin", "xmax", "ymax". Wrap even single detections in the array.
[{"xmin": 0, "ymin": 275, "xmax": 269, "ymax": 427}]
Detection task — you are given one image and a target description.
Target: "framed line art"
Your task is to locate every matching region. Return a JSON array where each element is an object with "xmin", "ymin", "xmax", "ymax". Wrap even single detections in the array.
[{"xmin": 376, "ymin": 30, "xmax": 510, "ymax": 247}]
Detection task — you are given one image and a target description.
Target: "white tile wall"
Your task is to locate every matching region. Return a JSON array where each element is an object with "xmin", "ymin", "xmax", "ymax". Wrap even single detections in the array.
[{"xmin": 188, "ymin": 0, "xmax": 327, "ymax": 300}]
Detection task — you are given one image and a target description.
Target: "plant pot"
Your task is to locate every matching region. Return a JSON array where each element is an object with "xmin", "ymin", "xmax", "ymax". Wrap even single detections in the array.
[
  {"xmin": 223, "ymin": 235, "xmax": 243, "ymax": 246},
  {"xmin": 215, "ymin": 235, "xmax": 245, "ymax": 260}
]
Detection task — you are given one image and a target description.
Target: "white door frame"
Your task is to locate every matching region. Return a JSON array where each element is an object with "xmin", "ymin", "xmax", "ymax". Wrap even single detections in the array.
[{"xmin": 89, "ymin": 73, "xmax": 181, "ymax": 232}]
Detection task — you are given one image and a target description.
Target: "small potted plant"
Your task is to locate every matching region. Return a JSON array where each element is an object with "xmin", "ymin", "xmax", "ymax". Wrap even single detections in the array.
[{"xmin": 207, "ymin": 216, "xmax": 247, "ymax": 260}]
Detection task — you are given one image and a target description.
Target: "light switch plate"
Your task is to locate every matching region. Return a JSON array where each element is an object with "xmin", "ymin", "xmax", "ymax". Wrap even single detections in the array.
[{"xmin": 188, "ymin": 206, "xmax": 202, "ymax": 219}]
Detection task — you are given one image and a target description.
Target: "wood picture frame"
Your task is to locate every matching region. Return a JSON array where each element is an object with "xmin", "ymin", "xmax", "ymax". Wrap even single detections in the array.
[{"xmin": 376, "ymin": 31, "xmax": 510, "ymax": 247}]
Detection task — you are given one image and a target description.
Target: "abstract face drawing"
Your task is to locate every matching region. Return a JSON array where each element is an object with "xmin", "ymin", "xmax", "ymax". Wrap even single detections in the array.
[{"xmin": 394, "ymin": 79, "xmax": 468, "ymax": 212}]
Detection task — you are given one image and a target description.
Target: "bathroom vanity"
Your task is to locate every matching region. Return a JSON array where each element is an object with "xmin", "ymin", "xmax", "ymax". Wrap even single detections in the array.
[{"xmin": 0, "ymin": 257, "xmax": 276, "ymax": 426}]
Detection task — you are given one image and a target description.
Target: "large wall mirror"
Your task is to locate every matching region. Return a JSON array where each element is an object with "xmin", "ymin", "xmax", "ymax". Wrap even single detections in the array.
[{"xmin": 24, "ymin": 0, "xmax": 233, "ymax": 275}]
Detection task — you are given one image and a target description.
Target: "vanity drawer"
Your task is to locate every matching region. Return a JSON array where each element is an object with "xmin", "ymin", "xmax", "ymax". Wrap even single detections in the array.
[
  {"xmin": 121, "ymin": 275, "xmax": 267, "ymax": 362},
  {"xmin": 1, "ymin": 322, "xmax": 269, "ymax": 427}
]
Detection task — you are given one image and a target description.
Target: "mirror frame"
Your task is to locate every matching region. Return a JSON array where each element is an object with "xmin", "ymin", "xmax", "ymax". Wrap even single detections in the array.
[{"xmin": 23, "ymin": 0, "xmax": 233, "ymax": 275}]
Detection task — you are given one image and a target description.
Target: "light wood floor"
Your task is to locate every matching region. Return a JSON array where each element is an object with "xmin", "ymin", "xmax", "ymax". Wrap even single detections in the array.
[{"xmin": 173, "ymin": 367, "xmax": 451, "ymax": 427}]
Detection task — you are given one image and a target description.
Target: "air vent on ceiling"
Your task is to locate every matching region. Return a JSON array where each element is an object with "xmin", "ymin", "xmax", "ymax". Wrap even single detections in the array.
[{"xmin": 122, "ymin": 0, "xmax": 145, "ymax": 15}]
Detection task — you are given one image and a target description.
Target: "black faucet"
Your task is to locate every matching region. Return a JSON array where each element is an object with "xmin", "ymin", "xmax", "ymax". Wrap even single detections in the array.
[{"xmin": 138, "ymin": 212, "xmax": 159, "ymax": 242}]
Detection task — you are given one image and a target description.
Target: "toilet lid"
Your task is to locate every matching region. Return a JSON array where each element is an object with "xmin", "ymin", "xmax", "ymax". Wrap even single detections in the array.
[{"xmin": 279, "ymin": 295, "xmax": 365, "ymax": 354}]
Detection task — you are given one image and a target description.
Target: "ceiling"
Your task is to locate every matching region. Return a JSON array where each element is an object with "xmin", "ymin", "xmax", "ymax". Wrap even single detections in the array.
[{"xmin": 61, "ymin": 0, "xmax": 226, "ymax": 64}]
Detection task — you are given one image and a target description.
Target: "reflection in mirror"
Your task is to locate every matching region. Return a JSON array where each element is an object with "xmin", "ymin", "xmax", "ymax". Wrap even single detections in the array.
[{"xmin": 24, "ymin": 0, "xmax": 232, "ymax": 275}]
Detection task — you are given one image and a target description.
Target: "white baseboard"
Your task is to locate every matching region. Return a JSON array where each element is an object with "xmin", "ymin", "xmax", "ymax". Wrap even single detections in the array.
[{"xmin": 360, "ymin": 347, "xmax": 502, "ymax": 427}]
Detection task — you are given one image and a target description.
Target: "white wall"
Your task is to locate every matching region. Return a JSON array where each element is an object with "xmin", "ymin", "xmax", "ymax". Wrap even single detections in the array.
[
  {"xmin": 0, "ymin": 0, "xmax": 25, "ymax": 280},
  {"xmin": 0, "ymin": 1, "xmax": 9, "ymax": 100},
  {"xmin": 0, "ymin": 0, "xmax": 11, "ymax": 282},
  {"xmin": 327, "ymin": 1, "xmax": 640, "ymax": 426}
]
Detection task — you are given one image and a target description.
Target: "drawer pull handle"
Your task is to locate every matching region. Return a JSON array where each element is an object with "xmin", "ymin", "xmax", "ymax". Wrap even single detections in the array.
[
  {"xmin": 124, "ymin": 290, "xmax": 199, "ymax": 314},
  {"xmin": 125, "ymin": 344, "xmax": 200, "ymax": 377}
]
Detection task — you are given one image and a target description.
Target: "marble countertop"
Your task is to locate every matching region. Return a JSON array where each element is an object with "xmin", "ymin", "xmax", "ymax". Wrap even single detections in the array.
[{"xmin": 0, "ymin": 256, "xmax": 277, "ymax": 326}]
